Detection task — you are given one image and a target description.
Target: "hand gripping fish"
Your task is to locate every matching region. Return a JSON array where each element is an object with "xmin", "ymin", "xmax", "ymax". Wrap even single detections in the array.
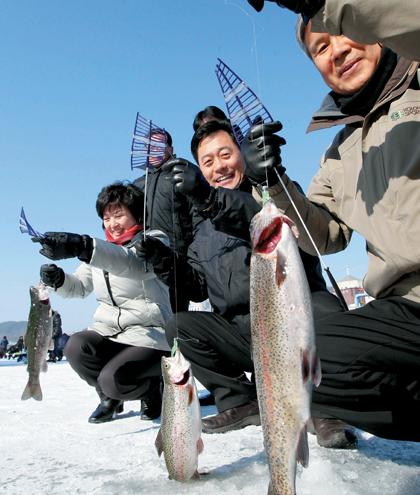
[
  {"xmin": 250, "ymin": 199, "xmax": 322, "ymax": 495},
  {"xmin": 155, "ymin": 347, "xmax": 204, "ymax": 482},
  {"xmin": 21, "ymin": 285, "xmax": 56, "ymax": 401}
]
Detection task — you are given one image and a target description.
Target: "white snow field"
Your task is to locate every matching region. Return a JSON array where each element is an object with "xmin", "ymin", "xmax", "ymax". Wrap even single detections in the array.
[{"xmin": 1, "ymin": 359, "xmax": 419, "ymax": 495}]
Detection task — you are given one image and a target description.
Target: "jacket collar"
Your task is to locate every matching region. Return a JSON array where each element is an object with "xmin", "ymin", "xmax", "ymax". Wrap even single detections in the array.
[{"xmin": 306, "ymin": 58, "xmax": 418, "ymax": 133}]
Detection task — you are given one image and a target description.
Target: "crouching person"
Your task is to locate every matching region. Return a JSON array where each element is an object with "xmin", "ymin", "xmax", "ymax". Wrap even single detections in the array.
[{"xmin": 32, "ymin": 182, "xmax": 172, "ymax": 423}]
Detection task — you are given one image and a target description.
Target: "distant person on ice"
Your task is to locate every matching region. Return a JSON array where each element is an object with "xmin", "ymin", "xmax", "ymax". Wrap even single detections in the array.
[
  {"xmin": 32, "ymin": 182, "xmax": 172, "ymax": 423},
  {"xmin": 1, "ymin": 336, "xmax": 8, "ymax": 357}
]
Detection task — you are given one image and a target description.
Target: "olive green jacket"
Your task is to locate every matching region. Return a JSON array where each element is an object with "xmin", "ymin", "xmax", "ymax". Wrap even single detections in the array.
[{"xmin": 254, "ymin": 58, "xmax": 420, "ymax": 302}]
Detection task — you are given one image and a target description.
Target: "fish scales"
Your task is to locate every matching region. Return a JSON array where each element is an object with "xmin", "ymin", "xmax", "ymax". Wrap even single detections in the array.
[
  {"xmin": 155, "ymin": 348, "xmax": 203, "ymax": 482},
  {"xmin": 250, "ymin": 199, "xmax": 321, "ymax": 495},
  {"xmin": 21, "ymin": 286, "xmax": 55, "ymax": 401}
]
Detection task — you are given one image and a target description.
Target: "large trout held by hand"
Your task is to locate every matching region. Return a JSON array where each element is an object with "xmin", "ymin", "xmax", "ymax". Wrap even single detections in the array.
[
  {"xmin": 155, "ymin": 347, "xmax": 204, "ymax": 482},
  {"xmin": 250, "ymin": 199, "xmax": 321, "ymax": 495},
  {"xmin": 21, "ymin": 285, "xmax": 55, "ymax": 401}
]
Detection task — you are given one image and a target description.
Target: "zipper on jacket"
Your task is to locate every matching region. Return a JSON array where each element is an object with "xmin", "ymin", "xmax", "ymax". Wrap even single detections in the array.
[{"xmin": 103, "ymin": 270, "xmax": 124, "ymax": 336}]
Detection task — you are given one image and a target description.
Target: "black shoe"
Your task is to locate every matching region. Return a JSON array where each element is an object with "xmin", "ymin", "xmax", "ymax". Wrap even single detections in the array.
[
  {"xmin": 308, "ymin": 418, "xmax": 358, "ymax": 449},
  {"xmin": 199, "ymin": 392, "xmax": 216, "ymax": 407},
  {"xmin": 88, "ymin": 399, "xmax": 124, "ymax": 424},
  {"xmin": 202, "ymin": 398, "xmax": 261, "ymax": 434},
  {"xmin": 140, "ymin": 381, "xmax": 162, "ymax": 421}
]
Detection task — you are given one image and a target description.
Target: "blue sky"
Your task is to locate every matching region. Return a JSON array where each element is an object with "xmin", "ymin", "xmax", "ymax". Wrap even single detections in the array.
[{"xmin": 1, "ymin": 0, "xmax": 368, "ymax": 333}]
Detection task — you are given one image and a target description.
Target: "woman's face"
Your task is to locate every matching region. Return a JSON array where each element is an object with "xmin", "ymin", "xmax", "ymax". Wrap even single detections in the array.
[{"xmin": 103, "ymin": 203, "xmax": 138, "ymax": 239}]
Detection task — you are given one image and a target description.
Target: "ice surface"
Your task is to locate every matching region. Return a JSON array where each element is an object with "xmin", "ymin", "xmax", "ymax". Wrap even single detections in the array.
[{"xmin": 1, "ymin": 360, "xmax": 419, "ymax": 495}]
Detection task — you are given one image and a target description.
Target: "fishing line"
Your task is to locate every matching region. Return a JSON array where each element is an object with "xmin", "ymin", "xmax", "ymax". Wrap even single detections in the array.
[
  {"xmin": 171, "ymin": 337, "xmax": 200, "ymax": 357},
  {"xmin": 223, "ymin": 1, "xmax": 270, "ymax": 185},
  {"xmin": 274, "ymin": 168, "xmax": 349, "ymax": 310},
  {"xmin": 164, "ymin": 147, "xmax": 182, "ymax": 338}
]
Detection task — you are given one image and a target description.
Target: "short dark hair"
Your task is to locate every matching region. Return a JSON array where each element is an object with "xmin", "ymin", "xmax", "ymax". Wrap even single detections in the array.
[
  {"xmin": 96, "ymin": 181, "xmax": 144, "ymax": 228},
  {"xmin": 150, "ymin": 129, "xmax": 173, "ymax": 147},
  {"xmin": 191, "ymin": 119, "xmax": 237, "ymax": 163},
  {"xmin": 193, "ymin": 106, "xmax": 228, "ymax": 131}
]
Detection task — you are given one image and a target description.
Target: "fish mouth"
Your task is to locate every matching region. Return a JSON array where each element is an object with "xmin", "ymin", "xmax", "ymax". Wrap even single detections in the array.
[
  {"xmin": 255, "ymin": 218, "xmax": 282, "ymax": 254},
  {"xmin": 172, "ymin": 367, "xmax": 190, "ymax": 386}
]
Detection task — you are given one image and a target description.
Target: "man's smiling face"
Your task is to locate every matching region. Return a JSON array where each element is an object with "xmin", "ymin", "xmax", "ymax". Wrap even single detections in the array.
[
  {"xmin": 305, "ymin": 23, "xmax": 382, "ymax": 96},
  {"xmin": 197, "ymin": 130, "xmax": 245, "ymax": 189}
]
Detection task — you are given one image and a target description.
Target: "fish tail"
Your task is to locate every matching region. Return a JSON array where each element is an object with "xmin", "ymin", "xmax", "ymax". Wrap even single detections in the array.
[
  {"xmin": 297, "ymin": 424, "xmax": 309, "ymax": 468},
  {"xmin": 21, "ymin": 380, "xmax": 43, "ymax": 401}
]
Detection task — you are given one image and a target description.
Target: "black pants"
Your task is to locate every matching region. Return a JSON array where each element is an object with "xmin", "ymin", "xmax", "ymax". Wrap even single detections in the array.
[
  {"xmin": 64, "ymin": 330, "xmax": 168, "ymax": 402},
  {"xmin": 165, "ymin": 291, "xmax": 344, "ymax": 413},
  {"xmin": 312, "ymin": 296, "xmax": 420, "ymax": 442},
  {"xmin": 166, "ymin": 311, "xmax": 256, "ymax": 412}
]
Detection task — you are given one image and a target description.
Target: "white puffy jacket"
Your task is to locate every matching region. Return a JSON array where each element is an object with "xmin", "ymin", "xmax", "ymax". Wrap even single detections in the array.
[{"xmin": 53, "ymin": 230, "xmax": 172, "ymax": 351}]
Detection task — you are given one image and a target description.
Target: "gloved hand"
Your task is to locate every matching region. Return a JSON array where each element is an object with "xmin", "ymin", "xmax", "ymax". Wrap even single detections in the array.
[
  {"xmin": 40, "ymin": 264, "xmax": 65, "ymax": 289},
  {"xmin": 247, "ymin": 0, "xmax": 324, "ymax": 22},
  {"xmin": 162, "ymin": 158, "xmax": 216, "ymax": 211},
  {"xmin": 135, "ymin": 235, "xmax": 172, "ymax": 267},
  {"xmin": 32, "ymin": 232, "xmax": 94, "ymax": 262},
  {"xmin": 241, "ymin": 121, "xmax": 286, "ymax": 186}
]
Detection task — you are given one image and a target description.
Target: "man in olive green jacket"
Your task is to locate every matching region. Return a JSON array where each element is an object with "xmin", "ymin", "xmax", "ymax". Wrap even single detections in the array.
[{"xmin": 241, "ymin": 11, "xmax": 420, "ymax": 444}]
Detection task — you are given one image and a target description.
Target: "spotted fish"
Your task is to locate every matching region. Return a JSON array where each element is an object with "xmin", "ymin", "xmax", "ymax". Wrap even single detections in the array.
[
  {"xmin": 21, "ymin": 285, "xmax": 55, "ymax": 401},
  {"xmin": 155, "ymin": 347, "xmax": 203, "ymax": 482},
  {"xmin": 250, "ymin": 199, "xmax": 321, "ymax": 495}
]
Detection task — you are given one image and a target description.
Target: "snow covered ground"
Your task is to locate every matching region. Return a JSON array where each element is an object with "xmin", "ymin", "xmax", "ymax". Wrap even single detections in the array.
[{"xmin": 1, "ymin": 359, "xmax": 420, "ymax": 495}]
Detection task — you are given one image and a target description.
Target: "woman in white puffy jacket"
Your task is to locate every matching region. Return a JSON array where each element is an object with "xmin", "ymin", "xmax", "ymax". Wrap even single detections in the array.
[{"xmin": 35, "ymin": 182, "xmax": 173, "ymax": 423}]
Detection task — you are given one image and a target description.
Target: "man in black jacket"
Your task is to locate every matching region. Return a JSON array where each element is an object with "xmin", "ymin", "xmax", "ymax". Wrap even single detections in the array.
[
  {"xmin": 135, "ymin": 120, "xmax": 349, "ymax": 441},
  {"xmin": 133, "ymin": 130, "xmax": 193, "ymax": 313}
]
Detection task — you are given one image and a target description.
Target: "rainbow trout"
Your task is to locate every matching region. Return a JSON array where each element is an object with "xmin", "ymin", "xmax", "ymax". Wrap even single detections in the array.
[
  {"xmin": 155, "ymin": 347, "xmax": 203, "ymax": 482},
  {"xmin": 250, "ymin": 199, "xmax": 321, "ymax": 495},
  {"xmin": 21, "ymin": 285, "xmax": 55, "ymax": 401}
]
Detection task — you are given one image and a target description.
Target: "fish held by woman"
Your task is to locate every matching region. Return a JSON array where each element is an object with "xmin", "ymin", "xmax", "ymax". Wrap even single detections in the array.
[
  {"xmin": 250, "ymin": 199, "xmax": 321, "ymax": 495},
  {"xmin": 155, "ymin": 346, "xmax": 203, "ymax": 482},
  {"xmin": 21, "ymin": 285, "xmax": 55, "ymax": 401}
]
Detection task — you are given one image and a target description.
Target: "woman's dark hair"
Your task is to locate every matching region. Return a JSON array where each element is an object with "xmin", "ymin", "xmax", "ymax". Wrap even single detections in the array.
[
  {"xmin": 193, "ymin": 106, "xmax": 228, "ymax": 131},
  {"xmin": 96, "ymin": 181, "xmax": 144, "ymax": 229},
  {"xmin": 191, "ymin": 119, "xmax": 237, "ymax": 163}
]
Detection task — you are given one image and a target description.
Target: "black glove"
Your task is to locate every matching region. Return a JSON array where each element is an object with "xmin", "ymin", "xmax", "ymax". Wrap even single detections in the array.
[
  {"xmin": 32, "ymin": 232, "xmax": 94, "ymax": 262},
  {"xmin": 135, "ymin": 235, "xmax": 172, "ymax": 267},
  {"xmin": 241, "ymin": 121, "xmax": 286, "ymax": 186},
  {"xmin": 40, "ymin": 264, "xmax": 65, "ymax": 289},
  {"xmin": 162, "ymin": 158, "xmax": 216, "ymax": 211},
  {"xmin": 247, "ymin": 0, "xmax": 324, "ymax": 22}
]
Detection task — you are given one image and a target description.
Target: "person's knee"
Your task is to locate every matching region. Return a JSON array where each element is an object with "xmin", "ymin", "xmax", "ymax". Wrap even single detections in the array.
[
  {"xmin": 63, "ymin": 331, "xmax": 100, "ymax": 363},
  {"xmin": 63, "ymin": 332, "xmax": 84, "ymax": 363}
]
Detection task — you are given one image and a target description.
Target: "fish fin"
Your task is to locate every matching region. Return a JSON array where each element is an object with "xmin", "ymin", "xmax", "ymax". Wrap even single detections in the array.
[
  {"xmin": 48, "ymin": 338, "xmax": 54, "ymax": 351},
  {"xmin": 301, "ymin": 349, "xmax": 310, "ymax": 383},
  {"xmin": 155, "ymin": 429, "xmax": 164, "ymax": 457},
  {"xmin": 21, "ymin": 381, "xmax": 42, "ymax": 401},
  {"xmin": 276, "ymin": 250, "xmax": 287, "ymax": 288},
  {"xmin": 312, "ymin": 354, "xmax": 322, "ymax": 387},
  {"xmin": 187, "ymin": 384, "xmax": 195, "ymax": 406},
  {"xmin": 197, "ymin": 437, "xmax": 204, "ymax": 455},
  {"xmin": 41, "ymin": 359, "xmax": 48, "ymax": 373},
  {"xmin": 296, "ymin": 424, "xmax": 309, "ymax": 468},
  {"xmin": 192, "ymin": 470, "xmax": 201, "ymax": 479}
]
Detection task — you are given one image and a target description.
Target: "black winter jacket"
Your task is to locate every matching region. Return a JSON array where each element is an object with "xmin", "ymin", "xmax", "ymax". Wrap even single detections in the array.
[
  {"xmin": 133, "ymin": 164, "xmax": 194, "ymax": 256},
  {"xmin": 154, "ymin": 179, "xmax": 330, "ymax": 332}
]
